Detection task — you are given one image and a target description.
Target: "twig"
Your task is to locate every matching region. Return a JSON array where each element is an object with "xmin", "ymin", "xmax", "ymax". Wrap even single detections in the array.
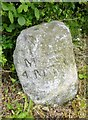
[
  {"xmin": 0, "ymin": 70, "xmax": 12, "ymax": 73},
  {"xmin": 63, "ymin": 18, "xmax": 79, "ymax": 21}
]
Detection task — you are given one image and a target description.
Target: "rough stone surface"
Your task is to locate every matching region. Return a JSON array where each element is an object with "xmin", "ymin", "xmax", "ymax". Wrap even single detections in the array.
[{"xmin": 13, "ymin": 21, "xmax": 78, "ymax": 105}]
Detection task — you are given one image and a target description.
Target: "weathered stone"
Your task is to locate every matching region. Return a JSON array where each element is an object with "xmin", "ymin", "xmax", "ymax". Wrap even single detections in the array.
[{"xmin": 13, "ymin": 21, "xmax": 78, "ymax": 105}]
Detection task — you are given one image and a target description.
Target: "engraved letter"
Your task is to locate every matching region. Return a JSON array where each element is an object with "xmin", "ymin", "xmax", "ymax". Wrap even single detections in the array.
[
  {"xmin": 24, "ymin": 59, "xmax": 31, "ymax": 67},
  {"xmin": 34, "ymin": 70, "xmax": 41, "ymax": 78},
  {"xmin": 22, "ymin": 71, "xmax": 28, "ymax": 78}
]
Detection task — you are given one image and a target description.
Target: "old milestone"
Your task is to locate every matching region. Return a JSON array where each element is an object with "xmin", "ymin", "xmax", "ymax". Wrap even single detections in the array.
[{"xmin": 13, "ymin": 21, "xmax": 78, "ymax": 105}]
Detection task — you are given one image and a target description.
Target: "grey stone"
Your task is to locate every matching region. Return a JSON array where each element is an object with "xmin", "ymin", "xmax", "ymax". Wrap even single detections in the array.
[{"xmin": 13, "ymin": 21, "xmax": 78, "ymax": 105}]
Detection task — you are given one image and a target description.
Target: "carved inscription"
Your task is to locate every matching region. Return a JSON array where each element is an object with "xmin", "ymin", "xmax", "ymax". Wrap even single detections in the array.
[
  {"xmin": 22, "ymin": 58, "xmax": 46, "ymax": 79},
  {"xmin": 24, "ymin": 59, "xmax": 31, "ymax": 67},
  {"xmin": 28, "ymin": 35, "xmax": 35, "ymax": 45},
  {"xmin": 22, "ymin": 57, "xmax": 59, "ymax": 79},
  {"xmin": 29, "ymin": 47, "xmax": 36, "ymax": 65},
  {"xmin": 34, "ymin": 70, "xmax": 41, "ymax": 78},
  {"xmin": 34, "ymin": 69, "xmax": 45, "ymax": 78},
  {"xmin": 22, "ymin": 71, "xmax": 28, "ymax": 78}
]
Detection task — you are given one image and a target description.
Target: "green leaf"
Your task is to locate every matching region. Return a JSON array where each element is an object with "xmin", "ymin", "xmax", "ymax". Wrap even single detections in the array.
[
  {"xmin": 17, "ymin": 5, "xmax": 23, "ymax": 13},
  {"xmin": 16, "ymin": 112, "xmax": 28, "ymax": 118},
  {"xmin": 3, "ymin": 23, "xmax": 7, "ymax": 29},
  {"xmin": 23, "ymin": 4, "xmax": 28, "ymax": 12},
  {"xmin": 8, "ymin": 11, "xmax": 14, "ymax": 24},
  {"xmin": 17, "ymin": 4, "xmax": 28, "ymax": 13},
  {"xmin": 8, "ymin": 3, "xmax": 16, "ymax": 11},
  {"xmin": 78, "ymin": 73, "xmax": 87, "ymax": 79},
  {"xmin": 6, "ymin": 27, "xmax": 12, "ymax": 32},
  {"xmin": 5, "ymin": 24, "xmax": 15, "ymax": 32},
  {"xmin": 0, "ymin": 46, "xmax": 2, "ymax": 55},
  {"xmin": 80, "ymin": 99, "xmax": 86, "ymax": 108},
  {"xmin": 10, "ymin": 64, "xmax": 15, "ymax": 72},
  {"xmin": 1, "ymin": 54, "xmax": 7, "ymax": 67},
  {"xmin": 2, "ymin": 3, "xmax": 9, "ymax": 11},
  {"xmin": 9, "ymin": 24, "xmax": 15, "ymax": 30},
  {"xmin": 26, "ymin": 19, "xmax": 32, "ymax": 26},
  {"xmin": 10, "ymin": 77, "xmax": 16, "ymax": 83},
  {"xmin": 34, "ymin": 8, "xmax": 40, "ymax": 20},
  {"xmin": 30, "ymin": 3, "xmax": 35, "ymax": 10},
  {"xmin": 0, "ymin": 26, "xmax": 4, "ymax": 32},
  {"xmin": 79, "ymin": 74, "xmax": 84, "ymax": 79},
  {"xmin": 18, "ymin": 16, "xmax": 25, "ymax": 26},
  {"xmin": 7, "ymin": 103, "xmax": 13, "ymax": 110},
  {"xmin": 26, "ymin": 2, "xmax": 31, "ymax": 7}
]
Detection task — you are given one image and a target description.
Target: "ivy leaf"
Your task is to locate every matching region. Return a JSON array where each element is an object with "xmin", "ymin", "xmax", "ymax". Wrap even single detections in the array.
[
  {"xmin": 34, "ymin": 8, "xmax": 40, "ymax": 20},
  {"xmin": 18, "ymin": 16, "xmax": 25, "ymax": 26},
  {"xmin": 8, "ymin": 11, "xmax": 14, "ymax": 24}
]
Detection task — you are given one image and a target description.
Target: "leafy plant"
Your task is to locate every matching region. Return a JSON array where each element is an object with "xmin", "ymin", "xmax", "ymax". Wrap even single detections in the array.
[
  {"xmin": 34, "ymin": 7, "xmax": 40, "ymax": 20},
  {"xmin": 6, "ymin": 92, "xmax": 34, "ymax": 119},
  {"xmin": 72, "ymin": 95, "xmax": 86, "ymax": 118},
  {"xmin": 78, "ymin": 66, "xmax": 88, "ymax": 80},
  {"xmin": 0, "ymin": 45, "xmax": 7, "ymax": 67},
  {"xmin": 1, "ymin": 2, "xmax": 87, "ymax": 118},
  {"xmin": 18, "ymin": 16, "xmax": 26, "ymax": 26},
  {"xmin": 79, "ymin": 73, "xmax": 87, "ymax": 80}
]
